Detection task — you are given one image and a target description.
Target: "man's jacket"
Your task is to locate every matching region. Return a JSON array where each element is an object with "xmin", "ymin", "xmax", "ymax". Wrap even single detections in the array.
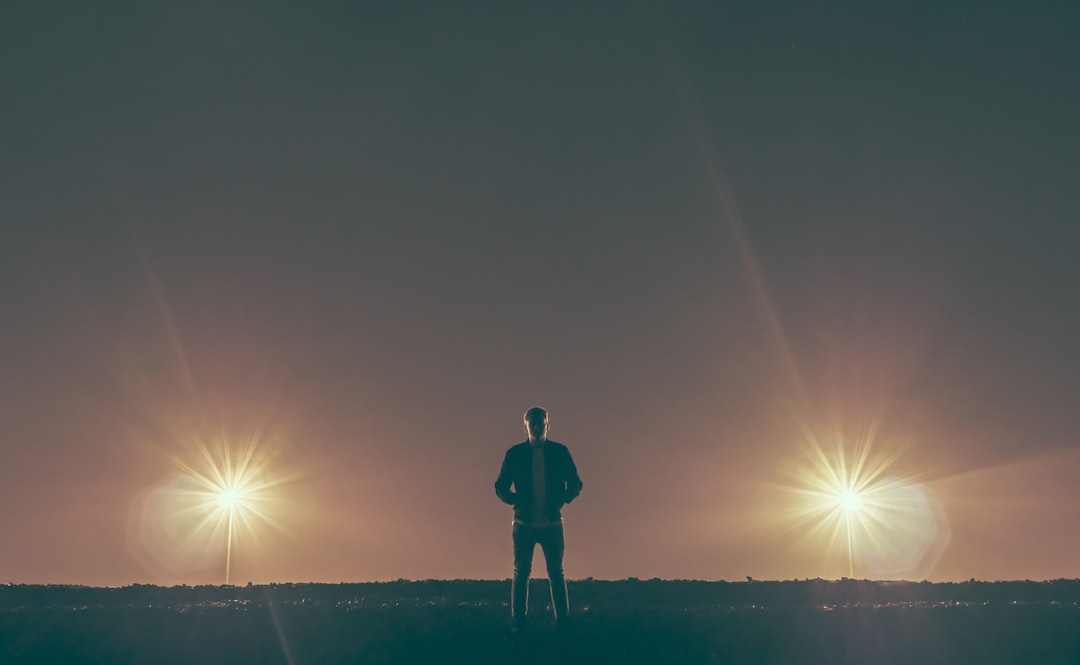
[{"xmin": 495, "ymin": 440, "xmax": 583, "ymax": 525}]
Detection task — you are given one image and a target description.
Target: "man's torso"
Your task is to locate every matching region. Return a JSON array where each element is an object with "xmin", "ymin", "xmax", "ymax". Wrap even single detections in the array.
[{"xmin": 508, "ymin": 440, "xmax": 571, "ymax": 527}]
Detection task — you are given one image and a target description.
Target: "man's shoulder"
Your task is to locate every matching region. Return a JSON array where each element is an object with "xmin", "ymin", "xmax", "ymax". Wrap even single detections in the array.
[
  {"xmin": 545, "ymin": 440, "xmax": 571, "ymax": 454},
  {"xmin": 507, "ymin": 440, "xmax": 571, "ymax": 454}
]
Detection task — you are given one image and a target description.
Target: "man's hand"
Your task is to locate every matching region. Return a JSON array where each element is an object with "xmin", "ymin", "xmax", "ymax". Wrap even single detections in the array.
[{"xmin": 495, "ymin": 450, "xmax": 517, "ymax": 506}]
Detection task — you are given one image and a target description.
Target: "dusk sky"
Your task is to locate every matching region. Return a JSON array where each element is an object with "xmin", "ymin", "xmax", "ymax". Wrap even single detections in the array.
[{"xmin": 2, "ymin": 3, "xmax": 1078, "ymax": 586}]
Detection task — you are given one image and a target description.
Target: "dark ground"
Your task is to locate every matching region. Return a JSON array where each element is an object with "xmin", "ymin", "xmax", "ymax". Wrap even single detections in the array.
[{"xmin": 2, "ymin": 579, "xmax": 1079, "ymax": 664}]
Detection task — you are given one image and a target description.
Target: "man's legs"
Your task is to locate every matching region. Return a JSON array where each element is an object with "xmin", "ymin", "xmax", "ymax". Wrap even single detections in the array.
[
  {"xmin": 511, "ymin": 525, "xmax": 536, "ymax": 624},
  {"xmin": 538, "ymin": 525, "xmax": 569, "ymax": 621}
]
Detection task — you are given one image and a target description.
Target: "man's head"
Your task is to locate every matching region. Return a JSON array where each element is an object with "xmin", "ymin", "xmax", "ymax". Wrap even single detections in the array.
[{"xmin": 523, "ymin": 406, "xmax": 549, "ymax": 444}]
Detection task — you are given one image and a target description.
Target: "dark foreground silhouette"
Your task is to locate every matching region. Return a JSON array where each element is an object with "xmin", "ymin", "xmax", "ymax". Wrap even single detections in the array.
[
  {"xmin": 495, "ymin": 406, "xmax": 584, "ymax": 627},
  {"xmin": 2, "ymin": 579, "xmax": 1079, "ymax": 664}
]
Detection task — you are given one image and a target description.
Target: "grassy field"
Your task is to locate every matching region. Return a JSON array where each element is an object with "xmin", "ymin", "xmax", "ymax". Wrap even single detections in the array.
[{"xmin": 2, "ymin": 579, "xmax": 1078, "ymax": 664}]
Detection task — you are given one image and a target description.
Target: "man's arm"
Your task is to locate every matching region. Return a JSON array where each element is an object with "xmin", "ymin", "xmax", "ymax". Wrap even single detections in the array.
[
  {"xmin": 494, "ymin": 449, "xmax": 517, "ymax": 505},
  {"xmin": 562, "ymin": 448, "xmax": 583, "ymax": 504}
]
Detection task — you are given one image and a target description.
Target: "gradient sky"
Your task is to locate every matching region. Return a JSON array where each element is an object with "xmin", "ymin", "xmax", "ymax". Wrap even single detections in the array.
[{"xmin": 2, "ymin": 3, "xmax": 1078, "ymax": 585}]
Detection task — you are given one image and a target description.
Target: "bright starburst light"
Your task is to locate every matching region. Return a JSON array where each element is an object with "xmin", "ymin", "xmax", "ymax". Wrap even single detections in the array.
[
  {"xmin": 166, "ymin": 436, "xmax": 299, "ymax": 585},
  {"xmin": 217, "ymin": 487, "xmax": 243, "ymax": 509},
  {"xmin": 837, "ymin": 489, "xmax": 864, "ymax": 513},
  {"xmin": 779, "ymin": 422, "xmax": 949, "ymax": 578}
]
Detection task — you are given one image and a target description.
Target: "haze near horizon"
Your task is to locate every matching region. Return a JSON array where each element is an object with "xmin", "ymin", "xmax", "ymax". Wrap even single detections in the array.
[{"xmin": 1, "ymin": 2, "xmax": 1078, "ymax": 586}]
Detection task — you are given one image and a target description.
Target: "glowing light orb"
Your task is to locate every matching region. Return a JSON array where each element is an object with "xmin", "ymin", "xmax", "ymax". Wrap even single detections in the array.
[
  {"xmin": 836, "ymin": 488, "xmax": 864, "ymax": 513},
  {"xmin": 217, "ymin": 487, "xmax": 244, "ymax": 510},
  {"xmin": 779, "ymin": 425, "xmax": 949, "ymax": 579},
  {"xmin": 146, "ymin": 435, "xmax": 300, "ymax": 585}
]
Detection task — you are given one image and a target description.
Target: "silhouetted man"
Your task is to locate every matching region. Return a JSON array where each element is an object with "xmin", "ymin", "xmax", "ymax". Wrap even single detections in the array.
[{"xmin": 495, "ymin": 406, "xmax": 583, "ymax": 629}]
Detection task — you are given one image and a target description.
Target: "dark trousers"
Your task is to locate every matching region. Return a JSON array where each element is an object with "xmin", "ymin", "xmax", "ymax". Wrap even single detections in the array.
[{"xmin": 512, "ymin": 523, "xmax": 569, "ymax": 622}]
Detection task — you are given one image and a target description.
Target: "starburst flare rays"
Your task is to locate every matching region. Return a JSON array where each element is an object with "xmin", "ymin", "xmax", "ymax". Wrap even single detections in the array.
[
  {"xmin": 778, "ymin": 422, "xmax": 950, "ymax": 578},
  {"xmin": 167, "ymin": 435, "xmax": 299, "ymax": 584},
  {"xmin": 131, "ymin": 431, "xmax": 301, "ymax": 584}
]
